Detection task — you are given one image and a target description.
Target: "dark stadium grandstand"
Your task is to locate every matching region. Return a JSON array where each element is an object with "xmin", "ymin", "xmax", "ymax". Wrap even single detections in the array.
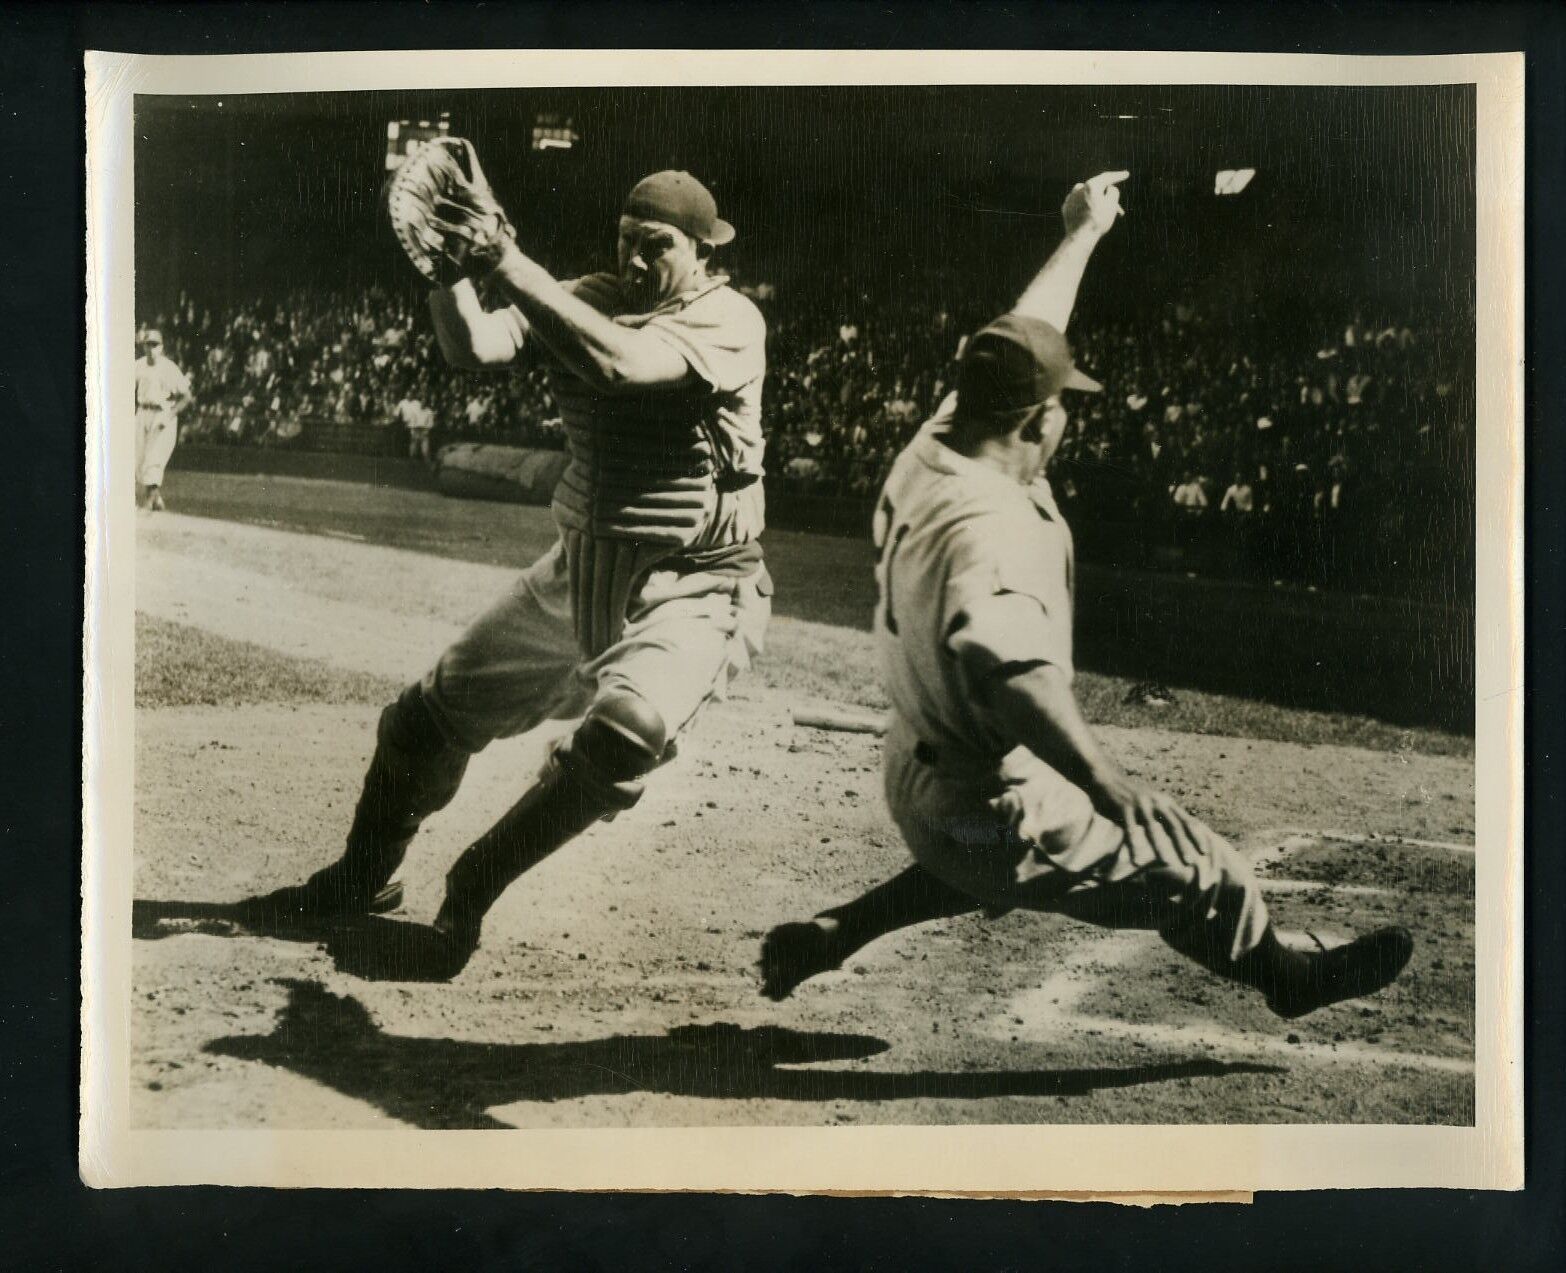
[{"xmin": 134, "ymin": 84, "xmax": 1474, "ymax": 599}]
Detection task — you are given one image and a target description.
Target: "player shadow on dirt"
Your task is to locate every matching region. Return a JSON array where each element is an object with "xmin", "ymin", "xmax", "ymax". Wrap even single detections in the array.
[
  {"xmin": 204, "ymin": 977, "xmax": 1284, "ymax": 1130},
  {"xmin": 133, "ymin": 898, "xmax": 504, "ymax": 982}
]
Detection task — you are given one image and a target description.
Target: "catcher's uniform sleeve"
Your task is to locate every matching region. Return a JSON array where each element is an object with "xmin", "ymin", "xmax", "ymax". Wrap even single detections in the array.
[
  {"xmin": 490, "ymin": 270, "xmax": 601, "ymax": 350},
  {"xmin": 493, "ymin": 305, "xmax": 530, "ymax": 351},
  {"xmin": 565, "ymin": 272, "xmax": 619, "ymax": 313},
  {"xmin": 641, "ymin": 289, "xmax": 766, "ymax": 394},
  {"xmin": 487, "ymin": 276, "xmax": 596, "ymax": 365}
]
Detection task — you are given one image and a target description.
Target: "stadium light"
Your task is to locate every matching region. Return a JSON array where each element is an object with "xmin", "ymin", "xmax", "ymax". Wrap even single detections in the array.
[
  {"xmin": 1214, "ymin": 168, "xmax": 1257, "ymax": 196},
  {"xmin": 384, "ymin": 113, "xmax": 452, "ymax": 171},
  {"xmin": 532, "ymin": 113, "xmax": 580, "ymax": 152}
]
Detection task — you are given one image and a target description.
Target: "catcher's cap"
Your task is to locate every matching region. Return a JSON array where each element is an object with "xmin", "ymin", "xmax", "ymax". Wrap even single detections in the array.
[
  {"xmin": 142, "ymin": 329, "xmax": 164, "ymax": 345},
  {"xmin": 956, "ymin": 313, "xmax": 1101, "ymax": 421},
  {"xmin": 624, "ymin": 170, "xmax": 735, "ymax": 246}
]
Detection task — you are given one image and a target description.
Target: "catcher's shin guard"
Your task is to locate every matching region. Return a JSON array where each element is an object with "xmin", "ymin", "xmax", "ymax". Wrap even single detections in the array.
[
  {"xmin": 341, "ymin": 683, "xmax": 471, "ymax": 886},
  {"xmin": 249, "ymin": 684, "xmax": 470, "ymax": 922},
  {"xmin": 432, "ymin": 692, "xmax": 666, "ymax": 974}
]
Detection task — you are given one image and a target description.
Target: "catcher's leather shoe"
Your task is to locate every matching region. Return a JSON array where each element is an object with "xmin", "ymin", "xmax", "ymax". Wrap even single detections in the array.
[
  {"xmin": 1266, "ymin": 926, "xmax": 1414, "ymax": 1020},
  {"xmin": 426, "ymin": 893, "xmax": 484, "ymax": 980},
  {"xmin": 238, "ymin": 869, "xmax": 403, "ymax": 927},
  {"xmin": 759, "ymin": 920, "xmax": 844, "ymax": 1001}
]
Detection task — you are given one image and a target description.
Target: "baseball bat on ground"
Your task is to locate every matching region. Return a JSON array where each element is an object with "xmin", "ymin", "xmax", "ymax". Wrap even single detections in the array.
[{"xmin": 791, "ymin": 707, "xmax": 887, "ymax": 735}]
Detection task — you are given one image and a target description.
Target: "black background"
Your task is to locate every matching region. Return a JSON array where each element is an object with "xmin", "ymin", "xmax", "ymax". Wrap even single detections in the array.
[
  {"xmin": 1, "ymin": 3, "xmax": 1562, "ymax": 1269},
  {"xmin": 131, "ymin": 83, "xmax": 1474, "ymax": 322}
]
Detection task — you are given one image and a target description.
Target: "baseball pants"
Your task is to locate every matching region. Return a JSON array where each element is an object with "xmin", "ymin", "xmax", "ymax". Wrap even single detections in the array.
[
  {"xmin": 421, "ymin": 536, "xmax": 772, "ymax": 756},
  {"xmin": 882, "ymin": 716, "xmax": 1271, "ymax": 972},
  {"xmin": 136, "ymin": 409, "xmax": 178, "ymax": 487}
]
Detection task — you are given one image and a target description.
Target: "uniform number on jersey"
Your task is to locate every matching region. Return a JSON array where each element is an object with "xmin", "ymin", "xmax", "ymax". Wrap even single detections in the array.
[{"xmin": 873, "ymin": 493, "xmax": 910, "ymax": 635}]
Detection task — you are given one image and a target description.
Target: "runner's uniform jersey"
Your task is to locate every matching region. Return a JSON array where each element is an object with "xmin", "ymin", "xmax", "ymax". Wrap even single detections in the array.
[{"xmin": 873, "ymin": 393, "xmax": 1076, "ymax": 768}]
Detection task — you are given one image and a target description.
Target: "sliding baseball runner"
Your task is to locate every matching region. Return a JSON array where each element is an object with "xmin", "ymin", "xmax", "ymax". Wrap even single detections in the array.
[{"xmin": 760, "ymin": 172, "xmax": 1414, "ymax": 1021}]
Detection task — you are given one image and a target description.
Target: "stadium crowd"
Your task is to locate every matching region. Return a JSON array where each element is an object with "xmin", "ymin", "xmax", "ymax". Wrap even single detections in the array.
[
  {"xmin": 166, "ymin": 287, "xmax": 565, "ymax": 454},
  {"xmin": 146, "ymin": 280, "xmax": 1471, "ymax": 591}
]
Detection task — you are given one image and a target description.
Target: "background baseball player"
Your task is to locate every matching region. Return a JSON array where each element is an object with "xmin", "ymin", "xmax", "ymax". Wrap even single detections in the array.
[
  {"xmin": 760, "ymin": 172, "xmax": 1414, "ymax": 1020},
  {"xmin": 133, "ymin": 327, "xmax": 192, "ymax": 511},
  {"xmin": 244, "ymin": 164, "xmax": 771, "ymax": 979}
]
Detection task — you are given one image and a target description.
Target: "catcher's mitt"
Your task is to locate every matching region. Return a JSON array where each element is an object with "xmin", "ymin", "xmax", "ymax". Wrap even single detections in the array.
[{"xmin": 384, "ymin": 137, "xmax": 515, "ymax": 285}]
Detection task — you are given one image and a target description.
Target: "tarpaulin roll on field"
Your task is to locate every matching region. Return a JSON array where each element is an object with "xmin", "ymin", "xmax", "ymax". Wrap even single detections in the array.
[{"xmin": 436, "ymin": 443, "xmax": 570, "ymax": 506}]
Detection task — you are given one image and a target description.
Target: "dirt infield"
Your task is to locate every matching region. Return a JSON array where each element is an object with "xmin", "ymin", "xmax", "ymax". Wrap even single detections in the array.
[{"xmin": 129, "ymin": 508, "xmax": 1475, "ymax": 1129}]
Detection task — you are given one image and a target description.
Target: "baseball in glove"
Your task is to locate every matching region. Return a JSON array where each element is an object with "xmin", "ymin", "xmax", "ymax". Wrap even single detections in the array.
[{"xmin": 384, "ymin": 137, "xmax": 516, "ymax": 285}]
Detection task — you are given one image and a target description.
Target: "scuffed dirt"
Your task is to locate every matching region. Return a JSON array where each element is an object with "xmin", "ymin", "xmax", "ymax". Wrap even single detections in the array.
[{"xmin": 129, "ymin": 513, "xmax": 1475, "ymax": 1129}]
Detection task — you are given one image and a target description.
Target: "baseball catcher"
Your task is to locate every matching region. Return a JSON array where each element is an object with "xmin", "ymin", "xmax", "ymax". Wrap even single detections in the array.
[
  {"xmin": 759, "ymin": 172, "xmax": 1414, "ymax": 1021},
  {"xmin": 243, "ymin": 141, "xmax": 770, "ymax": 978}
]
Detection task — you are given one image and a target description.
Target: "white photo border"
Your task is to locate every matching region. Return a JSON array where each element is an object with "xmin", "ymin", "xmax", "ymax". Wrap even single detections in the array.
[{"xmin": 82, "ymin": 48, "xmax": 1524, "ymax": 1193}]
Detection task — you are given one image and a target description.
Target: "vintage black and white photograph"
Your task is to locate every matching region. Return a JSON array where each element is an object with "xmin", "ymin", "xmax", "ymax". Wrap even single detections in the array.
[{"xmin": 83, "ymin": 50, "xmax": 1522, "ymax": 1192}]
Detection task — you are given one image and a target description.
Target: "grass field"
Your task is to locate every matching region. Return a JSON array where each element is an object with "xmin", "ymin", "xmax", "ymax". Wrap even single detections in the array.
[{"xmin": 137, "ymin": 615, "xmax": 402, "ymax": 708}]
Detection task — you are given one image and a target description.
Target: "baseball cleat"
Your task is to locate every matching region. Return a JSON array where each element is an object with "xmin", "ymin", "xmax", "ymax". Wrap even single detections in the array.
[
  {"xmin": 1266, "ymin": 925, "xmax": 1414, "ymax": 1020},
  {"xmin": 759, "ymin": 920, "xmax": 844, "ymax": 1001},
  {"xmin": 237, "ymin": 874, "xmax": 403, "ymax": 927},
  {"xmin": 425, "ymin": 895, "xmax": 484, "ymax": 980},
  {"xmin": 148, "ymin": 491, "xmax": 166, "ymax": 512}
]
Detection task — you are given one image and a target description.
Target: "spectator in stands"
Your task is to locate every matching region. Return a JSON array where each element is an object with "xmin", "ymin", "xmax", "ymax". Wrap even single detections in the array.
[
  {"xmin": 464, "ymin": 392, "xmax": 492, "ymax": 434},
  {"xmin": 1220, "ymin": 470, "xmax": 1254, "ymax": 518},
  {"xmin": 1172, "ymin": 470, "xmax": 1209, "ymax": 516},
  {"xmin": 1171, "ymin": 468, "xmax": 1209, "ymax": 563},
  {"xmin": 245, "ymin": 333, "xmax": 272, "ymax": 383}
]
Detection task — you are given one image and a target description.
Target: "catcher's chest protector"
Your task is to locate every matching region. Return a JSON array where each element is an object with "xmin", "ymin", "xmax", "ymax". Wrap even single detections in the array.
[
  {"xmin": 548, "ymin": 374, "xmax": 721, "ymax": 546},
  {"xmin": 547, "ymin": 275, "xmax": 757, "ymax": 548},
  {"xmin": 543, "ymin": 274, "xmax": 766, "ymax": 657},
  {"xmin": 548, "ymin": 374, "xmax": 727, "ymax": 658}
]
